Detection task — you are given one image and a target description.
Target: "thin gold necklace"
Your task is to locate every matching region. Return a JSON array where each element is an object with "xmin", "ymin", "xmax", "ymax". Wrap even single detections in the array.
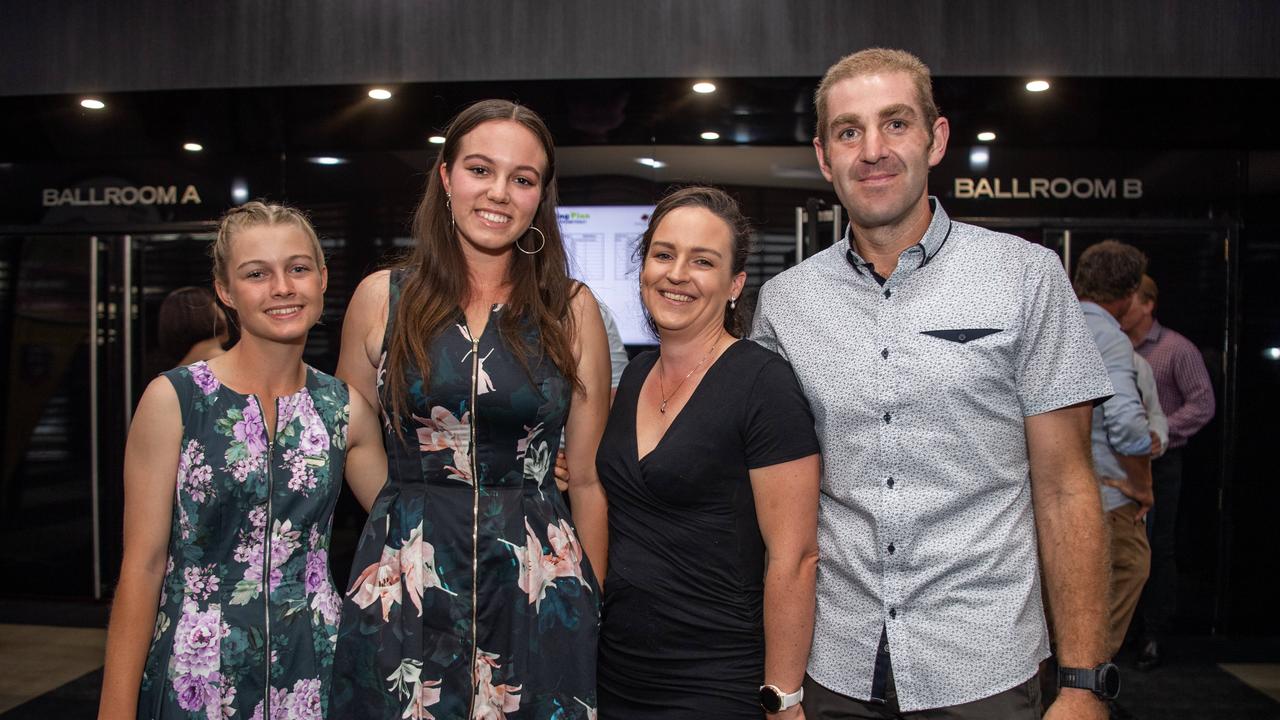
[{"xmin": 657, "ymin": 333, "xmax": 722, "ymax": 414}]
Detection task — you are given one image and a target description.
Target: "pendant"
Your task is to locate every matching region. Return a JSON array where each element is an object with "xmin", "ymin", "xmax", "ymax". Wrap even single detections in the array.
[{"xmin": 659, "ymin": 399, "xmax": 668, "ymax": 414}]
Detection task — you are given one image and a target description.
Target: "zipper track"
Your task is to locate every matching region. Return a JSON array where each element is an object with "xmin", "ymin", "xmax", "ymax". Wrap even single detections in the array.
[
  {"xmin": 467, "ymin": 332, "xmax": 481, "ymax": 719},
  {"xmin": 260, "ymin": 395, "xmax": 275, "ymax": 720}
]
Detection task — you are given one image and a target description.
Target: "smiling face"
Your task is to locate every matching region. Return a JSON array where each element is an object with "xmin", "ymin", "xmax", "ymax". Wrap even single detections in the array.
[
  {"xmin": 215, "ymin": 223, "xmax": 327, "ymax": 346},
  {"xmin": 814, "ymin": 71, "xmax": 949, "ymax": 233},
  {"xmin": 640, "ymin": 206, "xmax": 746, "ymax": 340},
  {"xmin": 440, "ymin": 119, "xmax": 548, "ymax": 258}
]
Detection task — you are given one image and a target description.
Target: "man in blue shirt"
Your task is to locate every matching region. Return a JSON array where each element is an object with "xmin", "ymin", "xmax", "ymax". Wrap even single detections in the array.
[{"xmin": 1073, "ymin": 240, "xmax": 1154, "ymax": 659}]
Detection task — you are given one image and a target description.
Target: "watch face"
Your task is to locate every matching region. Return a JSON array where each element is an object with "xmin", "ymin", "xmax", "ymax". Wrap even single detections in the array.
[
  {"xmin": 1100, "ymin": 663, "xmax": 1121, "ymax": 698},
  {"xmin": 758, "ymin": 686, "xmax": 783, "ymax": 713}
]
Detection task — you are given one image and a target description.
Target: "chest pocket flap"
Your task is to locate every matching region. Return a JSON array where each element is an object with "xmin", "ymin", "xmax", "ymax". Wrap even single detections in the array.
[{"xmin": 920, "ymin": 328, "xmax": 1003, "ymax": 344}]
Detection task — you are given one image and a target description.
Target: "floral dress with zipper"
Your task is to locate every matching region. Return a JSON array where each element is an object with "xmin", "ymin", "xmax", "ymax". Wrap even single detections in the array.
[
  {"xmin": 330, "ymin": 270, "xmax": 600, "ymax": 720},
  {"xmin": 137, "ymin": 362, "xmax": 350, "ymax": 719}
]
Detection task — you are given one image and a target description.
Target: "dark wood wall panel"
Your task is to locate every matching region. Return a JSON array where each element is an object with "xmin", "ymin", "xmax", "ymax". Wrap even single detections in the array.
[{"xmin": 3, "ymin": 0, "xmax": 1278, "ymax": 96}]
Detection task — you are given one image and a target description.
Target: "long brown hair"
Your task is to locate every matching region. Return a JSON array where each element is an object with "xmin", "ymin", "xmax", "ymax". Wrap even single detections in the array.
[{"xmin": 385, "ymin": 99, "xmax": 581, "ymax": 427}]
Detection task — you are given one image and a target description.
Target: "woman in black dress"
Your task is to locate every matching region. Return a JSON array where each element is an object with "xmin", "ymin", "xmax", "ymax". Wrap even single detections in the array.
[{"xmin": 596, "ymin": 187, "xmax": 821, "ymax": 718}]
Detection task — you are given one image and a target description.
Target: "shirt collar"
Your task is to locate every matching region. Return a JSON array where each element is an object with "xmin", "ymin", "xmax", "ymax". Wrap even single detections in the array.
[
  {"xmin": 1145, "ymin": 319, "xmax": 1164, "ymax": 344},
  {"xmin": 844, "ymin": 196, "xmax": 953, "ymax": 278},
  {"xmin": 1080, "ymin": 300, "xmax": 1122, "ymax": 328}
]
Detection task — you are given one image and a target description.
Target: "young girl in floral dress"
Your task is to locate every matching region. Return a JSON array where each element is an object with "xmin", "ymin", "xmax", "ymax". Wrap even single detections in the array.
[{"xmin": 99, "ymin": 202, "xmax": 386, "ymax": 720}]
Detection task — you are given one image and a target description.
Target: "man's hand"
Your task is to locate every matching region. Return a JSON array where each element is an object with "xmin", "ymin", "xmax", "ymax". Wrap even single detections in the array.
[
  {"xmin": 1045, "ymin": 688, "xmax": 1107, "ymax": 720},
  {"xmin": 1104, "ymin": 451, "xmax": 1154, "ymax": 521}
]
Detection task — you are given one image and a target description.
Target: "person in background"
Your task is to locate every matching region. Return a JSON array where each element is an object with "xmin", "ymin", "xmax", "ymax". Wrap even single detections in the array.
[
  {"xmin": 753, "ymin": 47, "xmax": 1117, "ymax": 719},
  {"xmin": 99, "ymin": 201, "xmax": 386, "ymax": 719},
  {"xmin": 155, "ymin": 286, "xmax": 229, "ymax": 370},
  {"xmin": 1134, "ymin": 352, "xmax": 1168, "ymax": 460},
  {"xmin": 1120, "ymin": 273, "xmax": 1216, "ymax": 671},
  {"xmin": 596, "ymin": 186, "xmax": 820, "ymax": 718},
  {"xmin": 330, "ymin": 99, "xmax": 610, "ymax": 719},
  {"xmin": 1073, "ymin": 240, "xmax": 1155, "ymax": 662}
]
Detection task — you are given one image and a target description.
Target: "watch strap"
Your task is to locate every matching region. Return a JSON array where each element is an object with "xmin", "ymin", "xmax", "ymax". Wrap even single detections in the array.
[
  {"xmin": 777, "ymin": 686, "xmax": 804, "ymax": 710},
  {"xmin": 1058, "ymin": 666, "xmax": 1096, "ymax": 692}
]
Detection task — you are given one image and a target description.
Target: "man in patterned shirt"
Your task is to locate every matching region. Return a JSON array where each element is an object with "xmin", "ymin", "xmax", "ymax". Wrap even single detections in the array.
[
  {"xmin": 1121, "ymin": 274, "xmax": 1216, "ymax": 670},
  {"xmin": 752, "ymin": 48, "xmax": 1116, "ymax": 719}
]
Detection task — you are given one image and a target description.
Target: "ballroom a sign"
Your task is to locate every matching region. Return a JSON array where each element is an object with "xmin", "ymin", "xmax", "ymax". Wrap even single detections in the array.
[{"xmin": 42, "ymin": 184, "xmax": 203, "ymax": 207}]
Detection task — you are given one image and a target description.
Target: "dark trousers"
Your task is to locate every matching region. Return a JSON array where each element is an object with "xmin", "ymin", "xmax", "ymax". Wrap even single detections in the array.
[
  {"xmin": 1140, "ymin": 446, "xmax": 1184, "ymax": 639},
  {"xmin": 803, "ymin": 671, "xmax": 1041, "ymax": 719}
]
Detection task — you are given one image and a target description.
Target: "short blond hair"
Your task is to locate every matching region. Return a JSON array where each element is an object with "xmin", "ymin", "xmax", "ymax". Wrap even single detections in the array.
[
  {"xmin": 814, "ymin": 47, "xmax": 939, "ymax": 142},
  {"xmin": 1136, "ymin": 274, "xmax": 1159, "ymax": 305},
  {"xmin": 211, "ymin": 201, "xmax": 323, "ymax": 286}
]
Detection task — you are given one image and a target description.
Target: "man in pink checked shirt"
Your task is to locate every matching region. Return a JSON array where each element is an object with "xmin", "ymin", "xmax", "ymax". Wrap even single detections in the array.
[{"xmin": 1121, "ymin": 274, "xmax": 1216, "ymax": 671}]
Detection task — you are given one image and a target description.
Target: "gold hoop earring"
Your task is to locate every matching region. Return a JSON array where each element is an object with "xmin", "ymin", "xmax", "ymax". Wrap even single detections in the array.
[{"xmin": 518, "ymin": 226, "xmax": 546, "ymax": 255}]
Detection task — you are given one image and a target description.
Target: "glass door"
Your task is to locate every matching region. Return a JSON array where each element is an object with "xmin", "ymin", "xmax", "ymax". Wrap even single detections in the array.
[{"xmin": 0, "ymin": 234, "xmax": 114, "ymax": 599}]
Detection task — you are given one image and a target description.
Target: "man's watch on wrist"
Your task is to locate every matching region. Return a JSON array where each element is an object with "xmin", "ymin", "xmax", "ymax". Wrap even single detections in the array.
[
  {"xmin": 758, "ymin": 684, "xmax": 804, "ymax": 713},
  {"xmin": 1058, "ymin": 662, "xmax": 1121, "ymax": 700}
]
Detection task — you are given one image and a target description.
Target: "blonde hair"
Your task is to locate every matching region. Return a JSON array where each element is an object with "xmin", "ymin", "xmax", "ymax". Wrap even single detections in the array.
[
  {"xmin": 814, "ymin": 47, "xmax": 939, "ymax": 142},
  {"xmin": 211, "ymin": 201, "xmax": 324, "ymax": 286}
]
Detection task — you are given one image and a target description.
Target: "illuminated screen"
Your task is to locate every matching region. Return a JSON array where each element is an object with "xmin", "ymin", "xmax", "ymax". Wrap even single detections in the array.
[{"xmin": 558, "ymin": 205, "xmax": 656, "ymax": 345}]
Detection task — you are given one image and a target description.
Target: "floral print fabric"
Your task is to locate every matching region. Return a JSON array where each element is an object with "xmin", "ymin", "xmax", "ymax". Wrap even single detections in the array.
[
  {"xmin": 138, "ymin": 363, "xmax": 350, "ymax": 719},
  {"xmin": 331, "ymin": 271, "xmax": 599, "ymax": 719}
]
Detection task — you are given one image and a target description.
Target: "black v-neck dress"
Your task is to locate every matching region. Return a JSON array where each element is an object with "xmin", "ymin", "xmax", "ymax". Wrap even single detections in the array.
[{"xmin": 596, "ymin": 340, "xmax": 820, "ymax": 718}]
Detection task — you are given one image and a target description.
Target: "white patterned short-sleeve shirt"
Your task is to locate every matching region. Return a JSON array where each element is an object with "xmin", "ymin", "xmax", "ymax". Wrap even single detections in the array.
[{"xmin": 751, "ymin": 199, "xmax": 1112, "ymax": 711}]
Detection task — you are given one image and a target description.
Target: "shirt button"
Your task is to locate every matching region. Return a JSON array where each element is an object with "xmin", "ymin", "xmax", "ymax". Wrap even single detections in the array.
[
  {"xmin": 957, "ymin": 332, "xmax": 968, "ymax": 342},
  {"xmin": 883, "ymin": 288, "xmax": 892, "ymax": 299},
  {"xmin": 889, "ymin": 608, "xmax": 897, "ymax": 619},
  {"xmin": 881, "ymin": 347, "xmax": 889, "ymax": 359},
  {"xmin": 883, "ymin": 412, "xmax": 891, "ymax": 424},
  {"xmin": 887, "ymin": 543, "xmax": 896, "ymax": 554},
  {"xmin": 887, "ymin": 477, "xmax": 895, "ymax": 488}
]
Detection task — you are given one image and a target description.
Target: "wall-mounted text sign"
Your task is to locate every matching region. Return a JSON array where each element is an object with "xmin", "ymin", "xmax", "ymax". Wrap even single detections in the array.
[
  {"xmin": 953, "ymin": 177, "xmax": 1143, "ymax": 200},
  {"xmin": 42, "ymin": 184, "xmax": 203, "ymax": 207}
]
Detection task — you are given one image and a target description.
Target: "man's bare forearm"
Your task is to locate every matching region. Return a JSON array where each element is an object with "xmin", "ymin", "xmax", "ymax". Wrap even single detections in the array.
[{"xmin": 1036, "ymin": 471, "xmax": 1109, "ymax": 667}]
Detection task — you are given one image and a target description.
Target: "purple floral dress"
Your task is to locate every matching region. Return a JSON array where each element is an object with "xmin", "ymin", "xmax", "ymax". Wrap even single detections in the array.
[{"xmin": 137, "ymin": 362, "xmax": 349, "ymax": 719}]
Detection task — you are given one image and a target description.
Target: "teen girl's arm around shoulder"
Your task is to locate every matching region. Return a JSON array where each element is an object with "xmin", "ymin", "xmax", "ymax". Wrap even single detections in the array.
[
  {"xmin": 98, "ymin": 377, "xmax": 184, "ymax": 719},
  {"xmin": 753, "ymin": 453, "xmax": 821, "ymax": 720},
  {"xmin": 336, "ymin": 270, "xmax": 391, "ymax": 410},
  {"xmin": 344, "ymin": 384, "xmax": 388, "ymax": 512},
  {"xmin": 563, "ymin": 286, "xmax": 612, "ymax": 585}
]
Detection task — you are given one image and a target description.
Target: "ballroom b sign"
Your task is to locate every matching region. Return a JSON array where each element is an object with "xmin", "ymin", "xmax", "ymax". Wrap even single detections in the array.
[{"xmin": 953, "ymin": 177, "xmax": 1143, "ymax": 200}]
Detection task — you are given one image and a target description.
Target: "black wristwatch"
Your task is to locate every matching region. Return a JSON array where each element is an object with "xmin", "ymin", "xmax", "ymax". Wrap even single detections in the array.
[{"xmin": 1058, "ymin": 662, "xmax": 1121, "ymax": 700}]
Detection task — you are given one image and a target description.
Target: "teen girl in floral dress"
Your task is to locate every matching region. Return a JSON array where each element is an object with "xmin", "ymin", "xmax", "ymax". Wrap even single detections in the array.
[
  {"xmin": 99, "ymin": 202, "xmax": 386, "ymax": 719},
  {"xmin": 329, "ymin": 100, "xmax": 612, "ymax": 720}
]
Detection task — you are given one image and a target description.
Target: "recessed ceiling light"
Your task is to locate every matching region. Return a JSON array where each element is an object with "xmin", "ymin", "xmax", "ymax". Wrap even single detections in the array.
[
  {"xmin": 636, "ymin": 157, "xmax": 667, "ymax": 169},
  {"xmin": 183, "ymin": 142, "xmax": 204, "ymax": 152},
  {"xmin": 692, "ymin": 81, "xmax": 717, "ymax": 94},
  {"xmin": 231, "ymin": 178, "xmax": 250, "ymax": 203},
  {"xmin": 368, "ymin": 88, "xmax": 392, "ymax": 100},
  {"xmin": 80, "ymin": 98, "xmax": 105, "ymax": 110},
  {"xmin": 428, "ymin": 135, "xmax": 446, "ymax": 145},
  {"xmin": 1025, "ymin": 80, "xmax": 1050, "ymax": 93},
  {"xmin": 700, "ymin": 131, "xmax": 721, "ymax": 141},
  {"xmin": 309, "ymin": 156, "xmax": 346, "ymax": 165},
  {"xmin": 976, "ymin": 131, "xmax": 996, "ymax": 142},
  {"xmin": 1265, "ymin": 347, "xmax": 1280, "ymax": 361}
]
